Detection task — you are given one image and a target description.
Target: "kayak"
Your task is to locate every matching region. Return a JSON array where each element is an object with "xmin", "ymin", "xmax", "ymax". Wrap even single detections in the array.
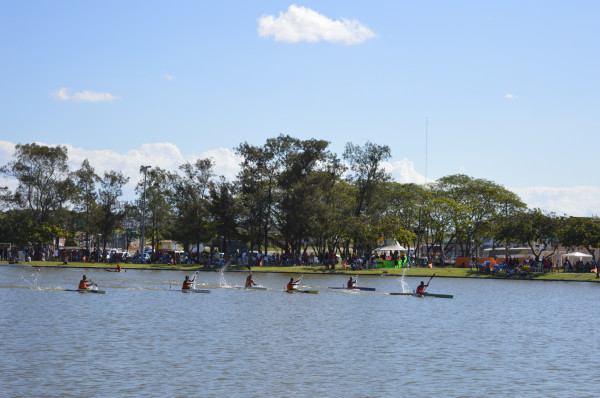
[
  {"xmin": 328, "ymin": 286, "xmax": 376, "ymax": 292},
  {"xmin": 65, "ymin": 288, "xmax": 106, "ymax": 294},
  {"xmin": 389, "ymin": 292, "xmax": 453, "ymax": 299},
  {"xmin": 285, "ymin": 289, "xmax": 318, "ymax": 294},
  {"xmin": 105, "ymin": 269, "xmax": 121, "ymax": 272},
  {"xmin": 182, "ymin": 289, "xmax": 211, "ymax": 294}
]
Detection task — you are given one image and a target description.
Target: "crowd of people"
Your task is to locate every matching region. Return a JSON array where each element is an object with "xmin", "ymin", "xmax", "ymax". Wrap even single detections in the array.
[{"xmin": 473, "ymin": 256, "xmax": 597, "ymax": 276}]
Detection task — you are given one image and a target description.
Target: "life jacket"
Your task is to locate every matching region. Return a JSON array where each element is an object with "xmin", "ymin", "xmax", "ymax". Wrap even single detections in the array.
[
  {"xmin": 287, "ymin": 282, "xmax": 295, "ymax": 291},
  {"xmin": 416, "ymin": 285, "xmax": 425, "ymax": 294},
  {"xmin": 79, "ymin": 281, "xmax": 89, "ymax": 289},
  {"xmin": 245, "ymin": 279, "xmax": 253, "ymax": 287},
  {"xmin": 182, "ymin": 280, "xmax": 191, "ymax": 290}
]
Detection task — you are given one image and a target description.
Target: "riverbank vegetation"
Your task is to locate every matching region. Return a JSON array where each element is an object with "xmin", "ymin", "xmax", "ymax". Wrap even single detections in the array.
[{"xmin": 1, "ymin": 139, "xmax": 599, "ymax": 278}]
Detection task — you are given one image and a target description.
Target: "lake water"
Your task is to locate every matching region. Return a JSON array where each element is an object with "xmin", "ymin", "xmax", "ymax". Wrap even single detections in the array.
[{"xmin": 1, "ymin": 265, "xmax": 598, "ymax": 397}]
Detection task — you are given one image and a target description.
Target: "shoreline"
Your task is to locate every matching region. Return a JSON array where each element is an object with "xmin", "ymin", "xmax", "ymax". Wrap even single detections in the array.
[{"xmin": 2, "ymin": 261, "xmax": 599, "ymax": 283}]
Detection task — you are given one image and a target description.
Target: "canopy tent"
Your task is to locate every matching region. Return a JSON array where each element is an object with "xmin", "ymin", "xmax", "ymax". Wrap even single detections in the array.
[
  {"xmin": 561, "ymin": 251, "xmax": 592, "ymax": 260},
  {"xmin": 374, "ymin": 242, "xmax": 407, "ymax": 252},
  {"xmin": 188, "ymin": 244, "xmax": 206, "ymax": 254}
]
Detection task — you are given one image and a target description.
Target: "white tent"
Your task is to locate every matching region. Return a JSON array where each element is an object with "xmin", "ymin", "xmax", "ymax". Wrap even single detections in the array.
[
  {"xmin": 188, "ymin": 244, "xmax": 206, "ymax": 253},
  {"xmin": 374, "ymin": 242, "xmax": 407, "ymax": 252},
  {"xmin": 561, "ymin": 251, "xmax": 592, "ymax": 260}
]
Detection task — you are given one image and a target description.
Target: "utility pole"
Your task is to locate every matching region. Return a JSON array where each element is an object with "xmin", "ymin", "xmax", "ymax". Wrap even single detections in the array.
[{"xmin": 140, "ymin": 165, "xmax": 150, "ymax": 255}]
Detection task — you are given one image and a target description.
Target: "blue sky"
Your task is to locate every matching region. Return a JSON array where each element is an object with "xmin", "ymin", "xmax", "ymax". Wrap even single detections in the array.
[{"xmin": 1, "ymin": 1, "xmax": 599, "ymax": 216}]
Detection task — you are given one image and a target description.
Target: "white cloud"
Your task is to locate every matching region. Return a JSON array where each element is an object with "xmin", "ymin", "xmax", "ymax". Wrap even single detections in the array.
[
  {"xmin": 0, "ymin": 141, "xmax": 242, "ymax": 203},
  {"xmin": 165, "ymin": 74, "xmax": 174, "ymax": 81},
  {"xmin": 65, "ymin": 143, "xmax": 242, "ymax": 200},
  {"xmin": 258, "ymin": 5, "xmax": 376, "ymax": 44},
  {"xmin": 511, "ymin": 186, "xmax": 600, "ymax": 217},
  {"xmin": 382, "ymin": 158, "xmax": 431, "ymax": 185},
  {"xmin": 51, "ymin": 88, "xmax": 121, "ymax": 103},
  {"xmin": 505, "ymin": 93, "xmax": 516, "ymax": 100}
]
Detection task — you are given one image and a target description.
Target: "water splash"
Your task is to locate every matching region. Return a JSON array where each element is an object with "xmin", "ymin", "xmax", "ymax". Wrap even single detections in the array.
[
  {"xmin": 218, "ymin": 264, "xmax": 230, "ymax": 287},
  {"xmin": 20, "ymin": 270, "xmax": 42, "ymax": 290},
  {"xmin": 191, "ymin": 269, "xmax": 200, "ymax": 289},
  {"xmin": 398, "ymin": 267, "xmax": 410, "ymax": 293}
]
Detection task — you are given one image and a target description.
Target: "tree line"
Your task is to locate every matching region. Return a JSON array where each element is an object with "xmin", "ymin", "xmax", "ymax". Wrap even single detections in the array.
[{"xmin": 1, "ymin": 137, "xmax": 599, "ymax": 276}]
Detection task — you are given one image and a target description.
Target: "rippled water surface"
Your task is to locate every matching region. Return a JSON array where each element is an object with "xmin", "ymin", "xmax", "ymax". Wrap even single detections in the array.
[{"xmin": 1, "ymin": 265, "xmax": 598, "ymax": 397}]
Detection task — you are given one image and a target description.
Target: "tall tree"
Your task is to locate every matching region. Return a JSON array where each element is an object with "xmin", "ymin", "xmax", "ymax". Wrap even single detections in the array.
[
  {"xmin": 432, "ymin": 174, "xmax": 526, "ymax": 257},
  {"xmin": 168, "ymin": 158, "xmax": 215, "ymax": 256},
  {"xmin": 72, "ymin": 159, "xmax": 100, "ymax": 252},
  {"xmin": 343, "ymin": 141, "xmax": 391, "ymax": 254},
  {"xmin": 1, "ymin": 143, "xmax": 71, "ymax": 224},
  {"xmin": 97, "ymin": 170, "xmax": 129, "ymax": 257},
  {"xmin": 0, "ymin": 143, "xmax": 72, "ymax": 252},
  {"xmin": 135, "ymin": 167, "xmax": 172, "ymax": 253},
  {"xmin": 510, "ymin": 209, "xmax": 559, "ymax": 262},
  {"xmin": 275, "ymin": 137, "xmax": 332, "ymax": 255},
  {"xmin": 209, "ymin": 177, "xmax": 241, "ymax": 254},
  {"xmin": 236, "ymin": 136, "xmax": 286, "ymax": 253}
]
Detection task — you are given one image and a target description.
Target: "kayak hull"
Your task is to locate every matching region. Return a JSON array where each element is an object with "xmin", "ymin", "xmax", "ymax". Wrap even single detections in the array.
[
  {"xmin": 182, "ymin": 289, "xmax": 211, "ymax": 294},
  {"xmin": 328, "ymin": 286, "xmax": 376, "ymax": 291},
  {"xmin": 389, "ymin": 292, "xmax": 453, "ymax": 299},
  {"xmin": 65, "ymin": 289, "xmax": 106, "ymax": 294},
  {"xmin": 286, "ymin": 289, "xmax": 318, "ymax": 294}
]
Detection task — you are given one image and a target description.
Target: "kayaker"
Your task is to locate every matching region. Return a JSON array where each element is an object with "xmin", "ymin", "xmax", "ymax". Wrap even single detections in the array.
[
  {"xmin": 416, "ymin": 280, "xmax": 429, "ymax": 294},
  {"xmin": 347, "ymin": 277, "xmax": 356, "ymax": 288},
  {"xmin": 245, "ymin": 274, "xmax": 256, "ymax": 288},
  {"xmin": 286, "ymin": 277, "xmax": 300, "ymax": 291},
  {"xmin": 116, "ymin": 263, "xmax": 121, "ymax": 272},
  {"xmin": 182, "ymin": 275, "xmax": 195, "ymax": 290},
  {"xmin": 78, "ymin": 275, "xmax": 94, "ymax": 289}
]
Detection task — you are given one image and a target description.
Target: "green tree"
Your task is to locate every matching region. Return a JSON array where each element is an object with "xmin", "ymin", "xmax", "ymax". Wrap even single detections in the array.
[
  {"xmin": 209, "ymin": 177, "xmax": 241, "ymax": 254},
  {"xmin": 274, "ymin": 137, "xmax": 332, "ymax": 255},
  {"xmin": 97, "ymin": 171, "xmax": 129, "ymax": 258},
  {"xmin": 342, "ymin": 141, "xmax": 391, "ymax": 255},
  {"xmin": 1, "ymin": 143, "xmax": 71, "ymax": 225},
  {"xmin": 236, "ymin": 135, "xmax": 287, "ymax": 253},
  {"xmin": 433, "ymin": 174, "xmax": 525, "ymax": 258},
  {"xmin": 135, "ymin": 167, "xmax": 172, "ymax": 253},
  {"xmin": 304, "ymin": 159, "xmax": 347, "ymax": 260},
  {"xmin": 559, "ymin": 217, "xmax": 600, "ymax": 278},
  {"xmin": 72, "ymin": 159, "xmax": 100, "ymax": 253},
  {"xmin": 168, "ymin": 158, "xmax": 215, "ymax": 256},
  {"xmin": 511, "ymin": 209, "xmax": 559, "ymax": 262}
]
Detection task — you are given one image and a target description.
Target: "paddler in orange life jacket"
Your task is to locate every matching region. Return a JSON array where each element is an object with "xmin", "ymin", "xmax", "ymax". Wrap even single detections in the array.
[
  {"xmin": 347, "ymin": 277, "xmax": 356, "ymax": 288},
  {"xmin": 287, "ymin": 277, "xmax": 300, "ymax": 291},
  {"xmin": 115, "ymin": 263, "xmax": 121, "ymax": 272},
  {"xmin": 78, "ymin": 275, "xmax": 94, "ymax": 289},
  {"xmin": 416, "ymin": 280, "xmax": 429, "ymax": 294},
  {"xmin": 245, "ymin": 274, "xmax": 256, "ymax": 288},
  {"xmin": 182, "ymin": 275, "xmax": 195, "ymax": 290}
]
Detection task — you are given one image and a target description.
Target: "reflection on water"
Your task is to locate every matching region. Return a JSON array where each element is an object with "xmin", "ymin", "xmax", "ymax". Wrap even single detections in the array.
[{"xmin": 1, "ymin": 265, "xmax": 598, "ymax": 397}]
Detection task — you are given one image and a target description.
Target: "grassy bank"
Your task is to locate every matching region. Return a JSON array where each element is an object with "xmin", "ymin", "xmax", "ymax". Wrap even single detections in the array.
[{"xmin": 3, "ymin": 261, "xmax": 600, "ymax": 283}]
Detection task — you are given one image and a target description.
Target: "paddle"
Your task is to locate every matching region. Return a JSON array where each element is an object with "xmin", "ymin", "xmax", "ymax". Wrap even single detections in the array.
[{"xmin": 423, "ymin": 273, "xmax": 435, "ymax": 293}]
